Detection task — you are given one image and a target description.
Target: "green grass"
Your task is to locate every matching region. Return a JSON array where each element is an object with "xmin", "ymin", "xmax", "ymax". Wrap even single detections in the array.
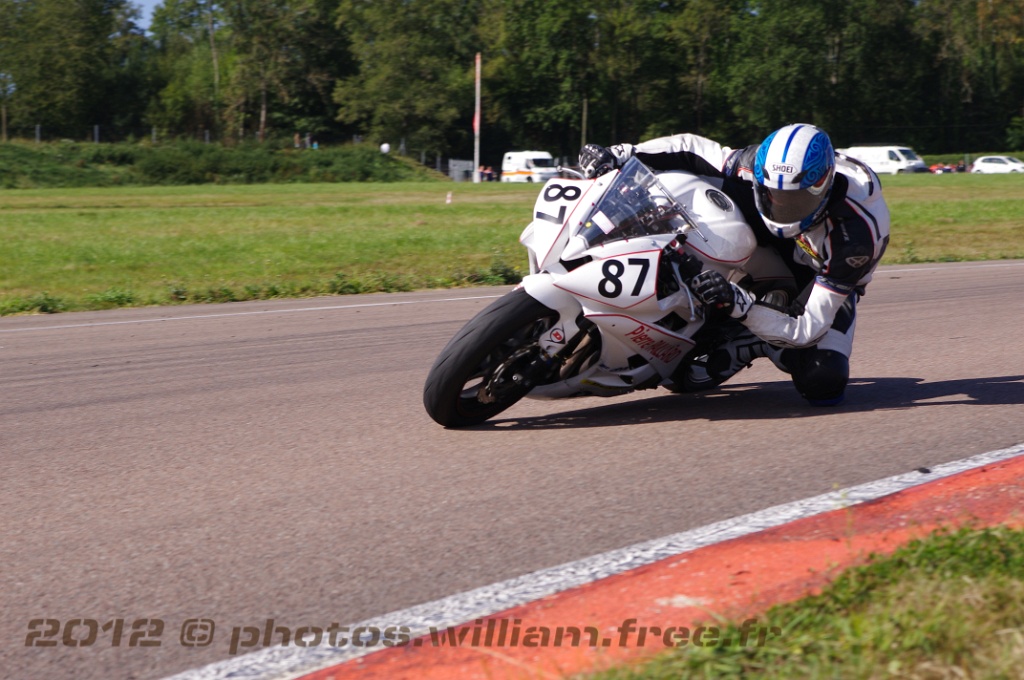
[
  {"xmin": 583, "ymin": 526, "xmax": 1024, "ymax": 680},
  {"xmin": 881, "ymin": 173, "xmax": 1024, "ymax": 263},
  {"xmin": 1, "ymin": 174, "xmax": 1023, "ymax": 314},
  {"xmin": 0, "ymin": 182, "xmax": 534, "ymax": 314}
]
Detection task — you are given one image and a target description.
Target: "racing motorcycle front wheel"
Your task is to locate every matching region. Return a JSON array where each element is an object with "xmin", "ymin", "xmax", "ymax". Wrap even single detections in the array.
[{"xmin": 423, "ymin": 288, "xmax": 560, "ymax": 428}]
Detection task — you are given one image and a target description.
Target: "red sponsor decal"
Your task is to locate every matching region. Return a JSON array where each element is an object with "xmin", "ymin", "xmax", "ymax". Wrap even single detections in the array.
[{"xmin": 625, "ymin": 325, "xmax": 683, "ymax": 363}]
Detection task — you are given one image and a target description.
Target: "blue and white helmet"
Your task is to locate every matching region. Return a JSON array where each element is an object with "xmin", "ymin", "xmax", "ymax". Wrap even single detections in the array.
[{"xmin": 752, "ymin": 124, "xmax": 835, "ymax": 238}]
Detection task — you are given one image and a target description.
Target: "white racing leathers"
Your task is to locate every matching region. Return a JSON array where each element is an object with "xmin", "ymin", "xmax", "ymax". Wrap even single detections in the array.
[{"xmin": 616, "ymin": 134, "xmax": 891, "ymax": 358}]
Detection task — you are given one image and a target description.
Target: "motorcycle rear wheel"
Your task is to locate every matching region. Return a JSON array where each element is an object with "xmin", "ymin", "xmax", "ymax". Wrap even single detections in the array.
[{"xmin": 423, "ymin": 288, "xmax": 559, "ymax": 427}]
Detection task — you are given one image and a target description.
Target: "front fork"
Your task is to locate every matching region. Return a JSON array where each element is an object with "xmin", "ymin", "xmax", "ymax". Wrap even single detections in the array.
[{"xmin": 518, "ymin": 273, "xmax": 586, "ymax": 358}]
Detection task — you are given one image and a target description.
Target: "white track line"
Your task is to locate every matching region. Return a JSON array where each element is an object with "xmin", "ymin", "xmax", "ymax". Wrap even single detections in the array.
[
  {"xmin": 164, "ymin": 442, "xmax": 1024, "ymax": 680},
  {"xmin": 0, "ymin": 294, "xmax": 504, "ymax": 334},
  {"xmin": 5, "ymin": 260, "xmax": 1024, "ymax": 335},
  {"xmin": 881, "ymin": 261, "xmax": 1024, "ymax": 274}
]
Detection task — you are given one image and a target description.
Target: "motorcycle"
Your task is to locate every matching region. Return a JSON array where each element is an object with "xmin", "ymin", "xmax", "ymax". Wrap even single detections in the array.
[{"xmin": 423, "ymin": 157, "xmax": 777, "ymax": 428}]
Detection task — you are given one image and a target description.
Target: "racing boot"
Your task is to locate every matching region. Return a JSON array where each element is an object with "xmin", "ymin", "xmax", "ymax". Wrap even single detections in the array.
[
  {"xmin": 680, "ymin": 329, "xmax": 775, "ymax": 391},
  {"xmin": 706, "ymin": 329, "xmax": 774, "ymax": 382}
]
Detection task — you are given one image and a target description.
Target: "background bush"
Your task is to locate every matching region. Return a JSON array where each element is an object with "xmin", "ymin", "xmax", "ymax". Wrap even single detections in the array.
[{"xmin": 0, "ymin": 141, "xmax": 442, "ymax": 188}]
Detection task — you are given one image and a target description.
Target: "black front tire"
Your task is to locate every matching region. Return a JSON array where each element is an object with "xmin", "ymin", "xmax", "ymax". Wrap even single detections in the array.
[{"xmin": 423, "ymin": 288, "xmax": 559, "ymax": 427}]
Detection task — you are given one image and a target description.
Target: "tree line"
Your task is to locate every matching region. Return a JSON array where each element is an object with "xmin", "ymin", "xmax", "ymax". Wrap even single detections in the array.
[{"xmin": 2, "ymin": 0, "xmax": 1024, "ymax": 164}]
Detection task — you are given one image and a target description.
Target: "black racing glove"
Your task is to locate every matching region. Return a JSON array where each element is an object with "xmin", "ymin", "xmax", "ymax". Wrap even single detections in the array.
[
  {"xmin": 690, "ymin": 270, "xmax": 755, "ymax": 319},
  {"xmin": 578, "ymin": 143, "xmax": 617, "ymax": 179}
]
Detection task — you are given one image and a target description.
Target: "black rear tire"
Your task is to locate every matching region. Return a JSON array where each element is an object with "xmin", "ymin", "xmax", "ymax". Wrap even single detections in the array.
[{"xmin": 423, "ymin": 288, "xmax": 559, "ymax": 427}]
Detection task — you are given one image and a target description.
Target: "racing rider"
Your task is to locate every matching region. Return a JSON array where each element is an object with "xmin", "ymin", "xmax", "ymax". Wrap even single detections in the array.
[{"xmin": 577, "ymin": 124, "xmax": 890, "ymax": 405}]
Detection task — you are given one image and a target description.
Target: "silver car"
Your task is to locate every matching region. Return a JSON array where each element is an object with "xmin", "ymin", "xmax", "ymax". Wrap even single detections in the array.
[{"xmin": 969, "ymin": 156, "xmax": 1024, "ymax": 173}]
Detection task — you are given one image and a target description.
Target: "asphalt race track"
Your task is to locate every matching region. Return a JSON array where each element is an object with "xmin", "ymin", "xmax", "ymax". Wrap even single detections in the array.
[{"xmin": 2, "ymin": 260, "xmax": 1022, "ymax": 680}]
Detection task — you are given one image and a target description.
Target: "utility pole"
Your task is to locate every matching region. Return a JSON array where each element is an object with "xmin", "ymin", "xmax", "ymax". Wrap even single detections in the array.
[
  {"xmin": 473, "ymin": 52, "xmax": 481, "ymax": 183},
  {"xmin": 581, "ymin": 97, "xmax": 588, "ymax": 148},
  {"xmin": 0, "ymin": 73, "xmax": 13, "ymax": 143}
]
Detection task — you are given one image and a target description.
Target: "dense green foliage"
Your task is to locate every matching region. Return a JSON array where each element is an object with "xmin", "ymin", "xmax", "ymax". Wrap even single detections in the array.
[
  {"xmin": 0, "ymin": 140, "xmax": 440, "ymax": 187},
  {"xmin": 2, "ymin": 1, "xmax": 1024, "ymax": 162}
]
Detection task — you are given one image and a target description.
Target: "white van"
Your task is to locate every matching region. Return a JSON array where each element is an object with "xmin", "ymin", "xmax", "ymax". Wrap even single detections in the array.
[
  {"xmin": 501, "ymin": 151, "xmax": 560, "ymax": 183},
  {"xmin": 837, "ymin": 145, "xmax": 928, "ymax": 174}
]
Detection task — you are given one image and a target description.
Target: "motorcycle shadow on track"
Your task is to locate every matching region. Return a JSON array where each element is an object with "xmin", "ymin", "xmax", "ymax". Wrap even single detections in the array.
[{"xmin": 479, "ymin": 374, "xmax": 1024, "ymax": 430}]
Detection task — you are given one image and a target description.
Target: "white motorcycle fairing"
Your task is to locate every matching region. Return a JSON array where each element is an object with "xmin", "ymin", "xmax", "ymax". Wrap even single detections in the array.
[
  {"xmin": 423, "ymin": 157, "xmax": 766, "ymax": 427},
  {"xmin": 517, "ymin": 159, "xmax": 757, "ymax": 400}
]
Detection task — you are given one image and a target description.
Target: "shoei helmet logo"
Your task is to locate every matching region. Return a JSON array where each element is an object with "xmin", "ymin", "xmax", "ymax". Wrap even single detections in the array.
[{"xmin": 770, "ymin": 163, "xmax": 796, "ymax": 174}]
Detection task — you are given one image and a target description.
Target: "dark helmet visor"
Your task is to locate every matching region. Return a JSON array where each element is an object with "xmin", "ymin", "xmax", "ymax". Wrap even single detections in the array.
[{"xmin": 755, "ymin": 184, "xmax": 826, "ymax": 225}]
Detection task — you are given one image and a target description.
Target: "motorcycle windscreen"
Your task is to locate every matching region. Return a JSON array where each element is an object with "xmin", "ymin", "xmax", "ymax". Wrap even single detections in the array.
[{"xmin": 574, "ymin": 157, "xmax": 696, "ymax": 251}]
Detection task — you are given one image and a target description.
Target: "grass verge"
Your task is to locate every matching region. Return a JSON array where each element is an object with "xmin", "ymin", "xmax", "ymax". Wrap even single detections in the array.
[
  {"xmin": 1, "ymin": 174, "xmax": 1023, "ymax": 314},
  {"xmin": 882, "ymin": 173, "xmax": 1024, "ymax": 263},
  {"xmin": 583, "ymin": 525, "xmax": 1024, "ymax": 679},
  {"xmin": 0, "ymin": 182, "xmax": 532, "ymax": 314}
]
